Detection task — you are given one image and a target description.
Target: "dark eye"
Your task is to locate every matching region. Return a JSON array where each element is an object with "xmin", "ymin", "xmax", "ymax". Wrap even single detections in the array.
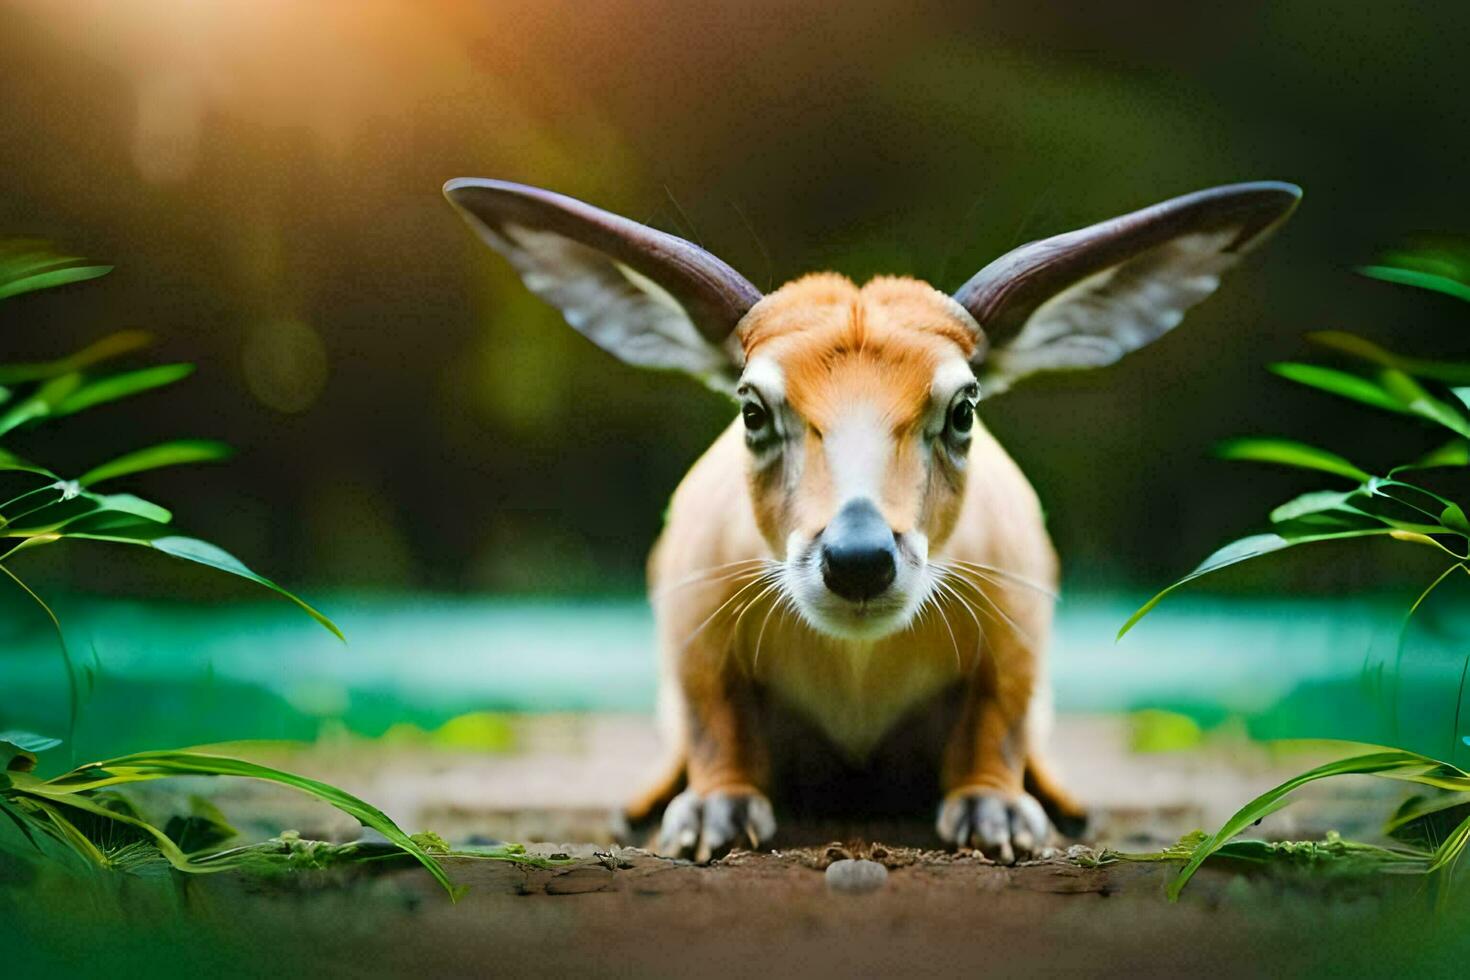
[
  {"xmin": 742, "ymin": 402, "xmax": 769, "ymax": 432},
  {"xmin": 949, "ymin": 399, "xmax": 974, "ymax": 435}
]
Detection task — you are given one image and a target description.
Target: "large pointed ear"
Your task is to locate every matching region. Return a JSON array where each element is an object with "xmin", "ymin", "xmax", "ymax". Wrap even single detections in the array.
[
  {"xmin": 953, "ymin": 181, "xmax": 1301, "ymax": 395},
  {"xmin": 444, "ymin": 178, "xmax": 762, "ymax": 392}
]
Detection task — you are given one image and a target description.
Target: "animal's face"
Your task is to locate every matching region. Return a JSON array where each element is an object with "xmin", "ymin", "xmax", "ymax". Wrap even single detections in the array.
[
  {"xmin": 445, "ymin": 177, "xmax": 1300, "ymax": 638},
  {"xmin": 735, "ymin": 274, "xmax": 982, "ymax": 638}
]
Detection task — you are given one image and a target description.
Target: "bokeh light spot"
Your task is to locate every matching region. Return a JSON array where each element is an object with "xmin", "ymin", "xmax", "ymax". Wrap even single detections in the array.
[{"xmin": 242, "ymin": 317, "xmax": 328, "ymax": 414}]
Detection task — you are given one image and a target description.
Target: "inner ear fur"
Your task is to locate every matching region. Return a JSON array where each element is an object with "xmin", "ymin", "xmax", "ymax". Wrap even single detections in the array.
[
  {"xmin": 445, "ymin": 178, "xmax": 762, "ymax": 387},
  {"xmin": 952, "ymin": 181, "xmax": 1301, "ymax": 390}
]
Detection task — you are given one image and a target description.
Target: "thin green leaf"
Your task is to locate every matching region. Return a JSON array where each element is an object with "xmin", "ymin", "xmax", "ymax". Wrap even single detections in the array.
[
  {"xmin": 1217, "ymin": 437, "xmax": 1371, "ymax": 482},
  {"xmin": 24, "ymin": 751, "xmax": 461, "ymax": 897},
  {"xmin": 1269, "ymin": 490, "xmax": 1360, "ymax": 525},
  {"xmin": 0, "ymin": 374, "xmax": 82, "ymax": 435},
  {"xmin": 1442, "ymin": 503, "xmax": 1470, "ymax": 535},
  {"xmin": 1269, "ymin": 362, "xmax": 1408, "ymax": 414},
  {"xmin": 51, "ymin": 363, "xmax": 194, "ymax": 417},
  {"xmin": 1119, "ymin": 534, "xmax": 1291, "ymax": 639},
  {"xmin": 1359, "ymin": 264, "xmax": 1470, "ymax": 304},
  {"xmin": 60, "ymin": 524, "xmax": 342, "ymax": 641},
  {"xmin": 1168, "ymin": 749, "xmax": 1469, "ymax": 899},
  {"xmin": 1307, "ymin": 331, "xmax": 1470, "ymax": 385},
  {"xmin": 1427, "ymin": 812, "xmax": 1470, "ymax": 873},
  {"xmin": 78, "ymin": 492, "xmax": 172, "ymax": 525},
  {"xmin": 1379, "ymin": 370, "xmax": 1470, "ymax": 439},
  {"xmin": 2, "ymin": 495, "xmax": 99, "ymax": 535},
  {"xmin": 0, "ymin": 448, "xmax": 55, "ymax": 478},
  {"xmin": 24, "ymin": 798, "xmax": 112, "ymax": 867},
  {"xmin": 1119, "ymin": 528, "xmax": 1398, "ymax": 640},
  {"xmin": 0, "ymin": 330, "xmax": 153, "ymax": 385},
  {"xmin": 1384, "ymin": 791, "xmax": 1470, "ymax": 836},
  {"xmin": 79, "ymin": 439, "xmax": 233, "ymax": 487},
  {"xmin": 0, "ymin": 262, "xmax": 112, "ymax": 302},
  {"xmin": 1396, "ymin": 439, "xmax": 1470, "ymax": 471}
]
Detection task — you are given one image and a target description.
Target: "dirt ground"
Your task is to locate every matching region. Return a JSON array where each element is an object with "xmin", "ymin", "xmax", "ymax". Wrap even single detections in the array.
[{"xmin": 9, "ymin": 715, "xmax": 1468, "ymax": 977}]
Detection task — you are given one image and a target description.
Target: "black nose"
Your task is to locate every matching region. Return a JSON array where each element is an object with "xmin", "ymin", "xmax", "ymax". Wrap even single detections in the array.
[{"xmin": 820, "ymin": 499, "xmax": 898, "ymax": 602}]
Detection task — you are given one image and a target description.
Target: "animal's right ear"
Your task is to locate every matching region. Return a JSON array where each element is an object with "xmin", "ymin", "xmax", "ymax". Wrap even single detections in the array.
[
  {"xmin": 952, "ymin": 181, "xmax": 1301, "ymax": 396},
  {"xmin": 445, "ymin": 179, "xmax": 762, "ymax": 392}
]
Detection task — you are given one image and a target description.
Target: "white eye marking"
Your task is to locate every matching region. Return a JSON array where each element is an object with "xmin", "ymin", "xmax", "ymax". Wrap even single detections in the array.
[
  {"xmin": 931, "ymin": 357, "xmax": 978, "ymax": 401},
  {"xmin": 740, "ymin": 356, "xmax": 785, "ymax": 403},
  {"xmin": 824, "ymin": 404, "xmax": 889, "ymax": 506}
]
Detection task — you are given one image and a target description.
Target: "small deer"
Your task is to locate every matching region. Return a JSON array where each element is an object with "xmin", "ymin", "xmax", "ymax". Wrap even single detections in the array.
[{"xmin": 446, "ymin": 178, "xmax": 1299, "ymax": 862}]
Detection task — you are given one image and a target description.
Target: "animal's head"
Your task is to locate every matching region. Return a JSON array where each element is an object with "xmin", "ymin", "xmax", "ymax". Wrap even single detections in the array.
[{"xmin": 446, "ymin": 178, "xmax": 1299, "ymax": 639}]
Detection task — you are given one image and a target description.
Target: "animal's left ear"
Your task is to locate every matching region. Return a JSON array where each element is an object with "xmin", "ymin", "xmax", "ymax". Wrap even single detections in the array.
[
  {"xmin": 444, "ymin": 178, "xmax": 762, "ymax": 393},
  {"xmin": 954, "ymin": 181, "xmax": 1301, "ymax": 395}
]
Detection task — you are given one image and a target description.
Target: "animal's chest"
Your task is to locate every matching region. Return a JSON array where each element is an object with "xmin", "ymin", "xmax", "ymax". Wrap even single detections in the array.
[{"xmin": 751, "ymin": 634, "xmax": 961, "ymax": 761}]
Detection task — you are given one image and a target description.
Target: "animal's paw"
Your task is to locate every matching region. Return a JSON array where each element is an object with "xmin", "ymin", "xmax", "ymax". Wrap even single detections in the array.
[
  {"xmin": 936, "ymin": 789, "xmax": 1050, "ymax": 864},
  {"xmin": 656, "ymin": 788, "xmax": 775, "ymax": 863}
]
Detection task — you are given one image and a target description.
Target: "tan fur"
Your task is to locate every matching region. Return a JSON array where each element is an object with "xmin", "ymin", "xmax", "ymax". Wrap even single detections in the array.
[{"xmin": 642, "ymin": 274, "xmax": 1075, "ymax": 820}]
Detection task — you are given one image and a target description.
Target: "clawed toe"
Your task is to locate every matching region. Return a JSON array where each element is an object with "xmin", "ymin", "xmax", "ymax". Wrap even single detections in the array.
[
  {"xmin": 937, "ymin": 790, "xmax": 1050, "ymax": 864},
  {"xmin": 656, "ymin": 789, "xmax": 775, "ymax": 862}
]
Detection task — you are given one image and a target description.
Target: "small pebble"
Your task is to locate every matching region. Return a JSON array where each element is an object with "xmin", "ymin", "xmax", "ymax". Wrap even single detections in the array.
[{"xmin": 825, "ymin": 858, "xmax": 888, "ymax": 894}]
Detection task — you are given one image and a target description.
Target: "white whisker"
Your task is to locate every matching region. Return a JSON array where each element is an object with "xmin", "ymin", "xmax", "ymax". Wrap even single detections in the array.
[
  {"xmin": 942, "ymin": 565, "xmax": 1037, "ymax": 647},
  {"xmin": 944, "ymin": 559, "xmax": 1058, "ymax": 600},
  {"xmin": 935, "ymin": 574, "xmax": 985, "ymax": 669},
  {"xmin": 679, "ymin": 571, "xmax": 778, "ymax": 652},
  {"xmin": 751, "ymin": 585, "xmax": 788, "ymax": 673},
  {"xmin": 652, "ymin": 558, "xmax": 775, "ymax": 602},
  {"xmin": 732, "ymin": 578, "xmax": 783, "ymax": 653}
]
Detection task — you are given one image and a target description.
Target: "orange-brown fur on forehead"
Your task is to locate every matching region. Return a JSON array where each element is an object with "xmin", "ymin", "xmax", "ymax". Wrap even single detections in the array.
[{"xmin": 737, "ymin": 274, "xmax": 978, "ymax": 431}]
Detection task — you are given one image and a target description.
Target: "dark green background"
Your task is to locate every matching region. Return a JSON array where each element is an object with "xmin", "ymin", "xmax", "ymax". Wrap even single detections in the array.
[{"xmin": 2, "ymin": 1, "xmax": 1469, "ymax": 597}]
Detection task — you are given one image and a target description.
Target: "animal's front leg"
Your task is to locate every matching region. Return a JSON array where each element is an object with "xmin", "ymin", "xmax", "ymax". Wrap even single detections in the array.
[
  {"xmin": 657, "ymin": 666, "xmax": 774, "ymax": 862},
  {"xmin": 938, "ymin": 674, "xmax": 1048, "ymax": 864}
]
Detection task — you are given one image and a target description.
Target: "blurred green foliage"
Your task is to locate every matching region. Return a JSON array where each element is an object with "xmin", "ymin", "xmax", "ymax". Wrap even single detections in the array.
[
  {"xmin": 0, "ymin": 245, "xmax": 475, "ymax": 896},
  {"xmin": 1121, "ymin": 247, "xmax": 1470, "ymax": 899},
  {"xmin": 1, "ymin": 241, "xmax": 340, "ymax": 744},
  {"xmin": 1122, "ymin": 244, "xmax": 1470, "ymax": 669}
]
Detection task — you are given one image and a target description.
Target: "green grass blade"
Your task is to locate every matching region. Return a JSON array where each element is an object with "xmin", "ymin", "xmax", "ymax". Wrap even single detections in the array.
[
  {"xmin": 1167, "ymin": 749, "xmax": 1453, "ymax": 899},
  {"xmin": 21, "ymin": 784, "xmax": 201, "ymax": 871},
  {"xmin": 1269, "ymin": 362, "xmax": 1408, "ymax": 415},
  {"xmin": 1307, "ymin": 331, "xmax": 1470, "ymax": 385},
  {"xmin": 0, "ymin": 262, "xmax": 112, "ymax": 302},
  {"xmin": 1384, "ymin": 791, "xmax": 1470, "ymax": 836},
  {"xmin": 1426, "ymin": 812, "xmax": 1470, "ymax": 873},
  {"xmin": 51, "ymin": 364, "xmax": 194, "ymax": 417},
  {"xmin": 59, "ymin": 526, "xmax": 343, "ymax": 640},
  {"xmin": 0, "ymin": 330, "xmax": 154, "ymax": 385},
  {"xmin": 1379, "ymin": 370, "xmax": 1470, "ymax": 439},
  {"xmin": 1119, "ymin": 528, "xmax": 1402, "ymax": 640},
  {"xmin": 0, "ymin": 448, "xmax": 56, "ymax": 478},
  {"xmin": 0, "ymin": 374, "xmax": 82, "ymax": 436},
  {"xmin": 1397, "ymin": 439, "xmax": 1470, "ymax": 471},
  {"xmin": 1217, "ymin": 437, "xmax": 1371, "ymax": 481},
  {"xmin": 1119, "ymin": 534, "xmax": 1292, "ymax": 639},
  {"xmin": 24, "ymin": 798, "xmax": 112, "ymax": 867},
  {"xmin": 38, "ymin": 751, "xmax": 460, "ymax": 897},
  {"xmin": 79, "ymin": 439, "xmax": 233, "ymax": 487},
  {"xmin": 77, "ymin": 492, "xmax": 172, "ymax": 525},
  {"xmin": 1359, "ymin": 264, "xmax": 1470, "ymax": 304},
  {"xmin": 1268, "ymin": 489, "xmax": 1362, "ymax": 525}
]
